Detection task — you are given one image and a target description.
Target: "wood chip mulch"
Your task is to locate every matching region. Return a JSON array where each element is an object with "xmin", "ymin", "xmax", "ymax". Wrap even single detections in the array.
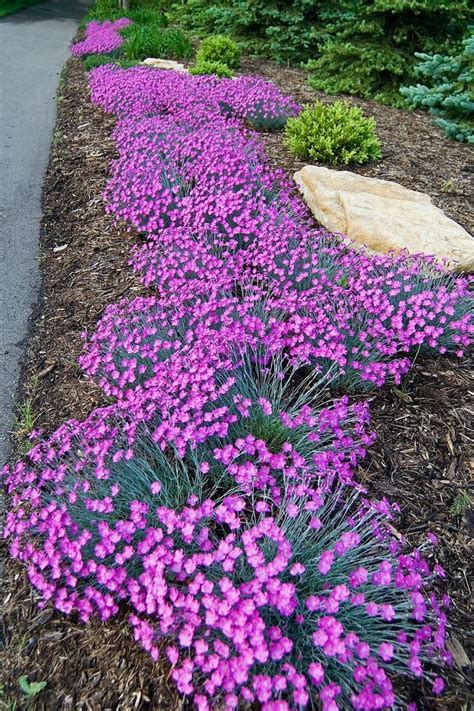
[
  {"xmin": 0, "ymin": 56, "xmax": 472, "ymax": 710},
  {"xmin": 0, "ymin": 58, "xmax": 180, "ymax": 711}
]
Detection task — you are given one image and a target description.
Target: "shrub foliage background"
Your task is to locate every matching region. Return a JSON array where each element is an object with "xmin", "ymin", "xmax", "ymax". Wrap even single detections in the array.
[
  {"xmin": 85, "ymin": 0, "xmax": 472, "ymax": 107},
  {"xmin": 306, "ymin": 0, "xmax": 472, "ymax": 106},
  {"xmin": 401, "ymin": 31, "xmax": 474, "ymax": 142}
]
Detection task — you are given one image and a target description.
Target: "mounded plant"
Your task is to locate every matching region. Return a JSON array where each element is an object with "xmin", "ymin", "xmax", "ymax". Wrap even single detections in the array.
[
  {"xmin": 284, "ymin": 100, "xmax": 382, "ymax": 166},
  {"xmin": 401, "ymin": 32, "xmax": 474, "ymax": 143},
  {"xmin": 127, "ymin": 7, "xmax": 168, "ymax": 26},
  {"xmin": 189, "ymin": 59, "xmax": 234, "ymax": 78},
  {"xmin": 195, "ymin": 34, "xmax": 241, "ymax": 69}
]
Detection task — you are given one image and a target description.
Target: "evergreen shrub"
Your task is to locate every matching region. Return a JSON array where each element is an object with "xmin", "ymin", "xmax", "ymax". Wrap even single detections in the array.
[
  {"xmin": 401, "ymin": 32, "xmax": 474, "ymax": 142},
  {"xmin": 285, "ymin": 100, "xmax": 382, "ymax": 165},
  {"xmin": 195, "ymin": 35, "xmax": 241, "ymax": 69},
  {"xmin": 306, "ymin": 0, "xmax": 472, "ymax": 106}
]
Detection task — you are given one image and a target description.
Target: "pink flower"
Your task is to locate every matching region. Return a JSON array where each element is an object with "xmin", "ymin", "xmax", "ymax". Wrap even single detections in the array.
[{"xmin": 308, "ymin": 662, "xmax": 324, "ymax": 685}]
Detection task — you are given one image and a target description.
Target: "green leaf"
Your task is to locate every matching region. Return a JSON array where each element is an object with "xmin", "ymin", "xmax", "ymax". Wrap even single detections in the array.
[{"xmin": 19, "ymin": 676, "xmax": 47, "ymax": 698}]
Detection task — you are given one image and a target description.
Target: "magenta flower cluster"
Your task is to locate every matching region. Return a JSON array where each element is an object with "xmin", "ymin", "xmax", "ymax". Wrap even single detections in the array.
[
  {"xmin": 84, "ymin": 65, "xmax": 471, "ymax": 391},
  {"xmin": 3, "ymin": 400, "xmax": 450, "ymax": 711},
  {"xmin": 3, "ymin": 60, "xmax": 472, "ymax": 710},
  {"xmin": 70, "ymin": 18, "xmax": 131, "ymax": 57}
]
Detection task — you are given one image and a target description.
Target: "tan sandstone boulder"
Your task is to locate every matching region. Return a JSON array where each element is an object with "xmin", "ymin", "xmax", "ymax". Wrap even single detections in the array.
[
  {"xmin": 141, "ymin": 58, "xmax": 187, "ymax": 72},
  {"xmin": 294, "ymin": 165, "xmax": 474, "ymax": 271}
]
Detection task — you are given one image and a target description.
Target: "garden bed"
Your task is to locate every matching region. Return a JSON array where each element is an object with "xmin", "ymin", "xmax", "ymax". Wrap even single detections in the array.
[
  {"xmin": 0, "ymin": 56, "xmax": 472, "ymax": 711},
  {"xmin": 239, "ymin": 58, "xmax": 474, "ymax": 236}
]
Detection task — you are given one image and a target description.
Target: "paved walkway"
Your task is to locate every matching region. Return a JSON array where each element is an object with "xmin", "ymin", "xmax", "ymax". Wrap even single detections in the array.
[{"xmin": 0, "ymin": 0, "xmax": 91, "ymax": 466}]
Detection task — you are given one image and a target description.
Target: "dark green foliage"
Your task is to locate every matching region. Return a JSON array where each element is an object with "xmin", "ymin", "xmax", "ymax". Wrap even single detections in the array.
[
  {"xmin": 285, "ymin": 100, "xmax": 382, "ymax": 165},
  {"xmin": 306, "ymin": 0, "xmax": 472, "ymax": 107},
  {"xmin": 189, "ymin": 60, "xmax": 234, "ymax": 77},
  {"xmin": 195, "ymin": 35, "xmax": 241, "ymax": 69},
  {"xmin": 121, "ymin": 23, "xmax": 193, "ymax": 60},
  {"xmin": 166, "ymin": 0, "xmax": 335, "ymax": 62},
  {"xmin": 87, "ymin": 1, "xmax": 168, "ymax": 23},
  {"xmin": 129, "ymin": 0, "xmax": 167, "ymax": 7},
  {"xmin": 86, "ymin": 0, "xmax": 125, "ymax": 21},
  {"xmin": 0, "ymin": 0, "xmax": 41, "ymax": 17},
  {"xmin": 401, "ymin": 32, "xmax": 474, "ymax": 142}
]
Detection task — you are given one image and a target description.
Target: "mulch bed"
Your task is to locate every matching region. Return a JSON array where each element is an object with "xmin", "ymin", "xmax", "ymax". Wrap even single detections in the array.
[{"xmin": 0, "ymin": 57, "xmax": 472, "ymax": 710}]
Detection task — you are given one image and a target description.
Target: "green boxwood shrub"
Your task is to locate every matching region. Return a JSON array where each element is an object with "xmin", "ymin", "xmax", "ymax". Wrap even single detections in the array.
[
  {"xmin": 195, "ymin": 35, "xmax": 241, "ymax": 69},
  {"xmin": 86, "ymin": 1, "xmax": 168, "ymax": 25},
  {"xmin": 401, "ymin": 32, "xmax": 474, "ymax": 143},
  {"xmin": 189, "ymin": 60, "xmax": 234, "ymax": 78},
  {"xmin": 284, "ymin": 100, "xmax": 382, "ymax": 166}
]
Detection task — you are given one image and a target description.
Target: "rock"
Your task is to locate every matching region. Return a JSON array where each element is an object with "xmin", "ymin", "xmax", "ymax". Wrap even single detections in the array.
[
  {"xmin": 294, "ymin": 165, "xmax": 474, "ymax": 271},
  {"xmin": 141, "ymin": 58, "xmax": 187, "ymax": 72}
]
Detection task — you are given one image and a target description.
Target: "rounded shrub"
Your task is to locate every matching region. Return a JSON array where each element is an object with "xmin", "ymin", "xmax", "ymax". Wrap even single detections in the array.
[
  {"xmin": 284, "ymin": 100, "xmax": 382, "ymax": 166},
  {"xmin": 195, "ymin": 34, "xmax": 241, "ymax": 69},
  {"xmin": 189, "ymin": 59, "xmax": 234, "ymax": 78}
]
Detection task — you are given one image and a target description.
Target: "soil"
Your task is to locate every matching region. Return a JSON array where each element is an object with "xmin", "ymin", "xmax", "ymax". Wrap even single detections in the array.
[{"xmin": 0, "ymin": 57, "xmax": 472, "ymax": 710}]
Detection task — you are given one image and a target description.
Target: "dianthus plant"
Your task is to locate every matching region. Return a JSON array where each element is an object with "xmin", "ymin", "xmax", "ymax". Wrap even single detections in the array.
[{"xmin": 4, "ymin": 395, "xmax": 450, "ymax": 710}]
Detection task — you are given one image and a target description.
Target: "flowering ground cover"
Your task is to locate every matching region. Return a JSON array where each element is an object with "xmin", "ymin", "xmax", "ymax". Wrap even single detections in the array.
[
  {"xmin": 70, "ymin": 18, "xmax": 131, "ymax": 57},
  {"xmin": 1, "ymin": 34, "xmax": 472, "ymax": 711}
]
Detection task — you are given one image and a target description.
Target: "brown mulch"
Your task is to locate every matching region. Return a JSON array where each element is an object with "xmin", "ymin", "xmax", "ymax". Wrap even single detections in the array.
[
  {"xmin": 0, "ymin": 58, "xmax": 178, "ymax": 711},
  {"xmin": 240, "ymin": 58, "xmax": 474, "ymax": 236},
  {"xmin": 0, "ymin": 56, "xmax": 473, "ymax": 710},
  {"xmin": 364, "ymin": 358, "xmax": 474, "ymax": 708}
]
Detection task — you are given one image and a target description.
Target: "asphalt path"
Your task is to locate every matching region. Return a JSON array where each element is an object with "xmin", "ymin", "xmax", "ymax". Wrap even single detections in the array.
[{"xmin": 0, "ymin": 0, "xmax": 91, "ymax": 466}]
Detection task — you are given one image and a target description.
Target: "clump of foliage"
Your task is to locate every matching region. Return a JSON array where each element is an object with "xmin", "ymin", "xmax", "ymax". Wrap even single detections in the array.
[
  {"xmin": 189, "ymin": 59, "xmax": 234, "ymax": 78},
  {"xmin": 127, "ymin": 7, "xmax": 168, "ymax": 26},
  {"xmin": 285, "ymin": 100, "xmax": 382, "ymax": 165},
  {"xmin": 165, "ymin": 0, "xmax": 337, "ymax": 62},
  {"xmin": 195, "ymin": 34, "xmax": 241, "ymax": 69},
  {"xmin": 401, "ymin": 32, "xmax": 474, "ymax": 142},
  {"xmin": 83, "ymin": 54, "xmax": 140, "ymax": 70},
  {"xmin": 0, "ymin": 0, "xmax": 42, "ymax": 17},
  {"xmin": 121, "ymin": 23, "xmax": 193, "ymax": 60},
  {"xmin": 86, "ymin": 0, "xmax": 127, "ymax": 21},
  {"xmin": 306, "ymin": 0, "xmax": 472, "ymax": 107},
  {"xmin": 83, "ymin": 53, "xmax": 116, "ymax": 70}
]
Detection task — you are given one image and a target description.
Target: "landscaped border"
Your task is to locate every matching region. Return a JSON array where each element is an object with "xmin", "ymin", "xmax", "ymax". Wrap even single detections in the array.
[{"xmin": 1, "ymin": 20, "xmax": 472, "ymax": 708}]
